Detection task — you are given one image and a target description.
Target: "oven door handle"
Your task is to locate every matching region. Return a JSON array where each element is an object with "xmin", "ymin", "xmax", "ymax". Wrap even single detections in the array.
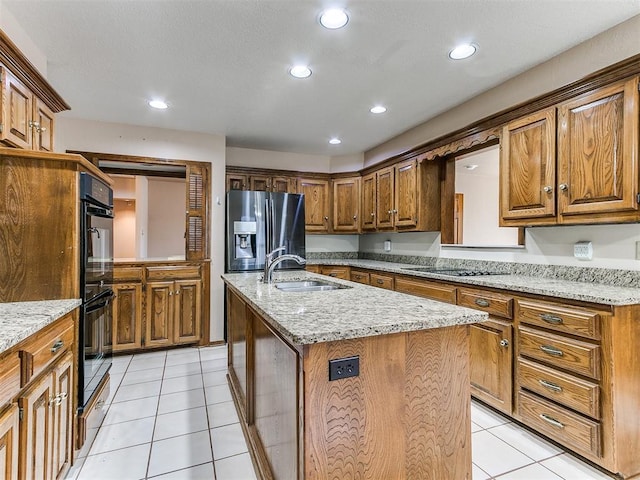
[{"xmin": 85, "ymin": 290, "xmax": 114, "ymax": 313}]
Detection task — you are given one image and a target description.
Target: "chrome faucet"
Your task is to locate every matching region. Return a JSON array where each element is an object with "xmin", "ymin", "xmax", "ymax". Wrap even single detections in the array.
[{"xmin": 263, "ymin": 246, "xmax": 306, "ymax": 284}]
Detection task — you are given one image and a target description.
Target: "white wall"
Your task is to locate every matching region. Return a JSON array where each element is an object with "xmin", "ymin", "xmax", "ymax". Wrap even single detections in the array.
[
  {"xmin": 147, "ymin": 177, "xmax": 185, "ymax": 258},
  {"xmin": 226, "ymin": 146, "xmax": 332, "ymax": 172},
  {"xmin": 56, "ymin": 117, "xmax": 227, "ymax": 342},
  {"xmin": 113, "ymin": 199, "xmax": 136, "ymax": 258},
  {"xmin": 0, "ymin": 2, "xmax": 47, "ymax": 75}
]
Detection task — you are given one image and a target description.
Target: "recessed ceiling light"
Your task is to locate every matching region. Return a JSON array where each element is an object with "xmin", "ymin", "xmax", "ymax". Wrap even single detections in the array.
[
  {"xmin": 319, "ymin": 8, "xmax": 349, "ymax": 29},
  {"xmin": 449, "ymin": 43, "xmax": 477, "ymax": 60},
  {"xmin": 289, "ymin": 65, "xmax": 312, "ymax": 78},
  {"xmin": 329, "ymin": 138, "xmax": 342, "ymax": 145},
  {"xmin": 370, "ymin": 105, "xmax": 387, "ymax": 114},
  {"xmin": 148, "ymin": 99, "xmax": 168, "ymax": 109}
]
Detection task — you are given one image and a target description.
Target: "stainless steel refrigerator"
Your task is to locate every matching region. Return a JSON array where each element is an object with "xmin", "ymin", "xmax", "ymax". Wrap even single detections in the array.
[{"xmin": 226, "ymin": 190, "xmax": 306, "ymax": 272}]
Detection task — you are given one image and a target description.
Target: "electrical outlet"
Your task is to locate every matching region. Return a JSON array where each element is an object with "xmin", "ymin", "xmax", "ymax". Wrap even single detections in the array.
[
  {"xmin": 574, "ymin": 241, "xmax": 593, "ymax": 260},
  {"xmin": 329, "ymin": 356, "xmax": 359, "ymax": 381}
]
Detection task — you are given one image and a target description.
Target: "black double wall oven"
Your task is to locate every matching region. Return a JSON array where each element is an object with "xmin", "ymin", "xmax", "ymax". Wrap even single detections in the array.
[{"xmin": 79, "ymin": 172, "xmax": 114, "ymax": 412}]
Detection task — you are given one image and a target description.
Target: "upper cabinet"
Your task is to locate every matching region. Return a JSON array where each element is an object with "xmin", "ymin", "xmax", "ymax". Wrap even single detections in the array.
[
  {"xmin": 361, "ymin": 172, "xmax": 377, "ymax": 231},
  {"xmin": 501, "ymin": 76, "xmax": 640, "ymax": 227},
  {"xmin": 0, "ymin": 31, "xmax": 69, "ymax": 152},
  {"xmin": 298, "ymin": 177, "xmax": 331, "ymax": 233},
  {"xmin": 226, "ymin": 168, "xmax": 297, "ymax": 193},
  {"xmin": 332, "ymin": 176, "xmax": 360, "ymax": 233}
]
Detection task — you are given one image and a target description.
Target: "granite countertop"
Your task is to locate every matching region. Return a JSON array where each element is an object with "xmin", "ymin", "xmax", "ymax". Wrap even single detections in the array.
[
  {"xmin": 0, "ymin": 299, "xmax": 81, "ymax": 355},
  {"xmin": 222, "ymin": 271, "xmax": 487, "ymax": 345},
  {"xmin": 308, "ymin": 259, "xmax": 640, "ymax": 306}
]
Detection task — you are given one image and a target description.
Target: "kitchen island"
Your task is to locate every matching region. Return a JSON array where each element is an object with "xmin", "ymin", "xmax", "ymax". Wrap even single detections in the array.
[{"xmin": 222, "ymin": 270, "xmax": 487, "ymax": 480}]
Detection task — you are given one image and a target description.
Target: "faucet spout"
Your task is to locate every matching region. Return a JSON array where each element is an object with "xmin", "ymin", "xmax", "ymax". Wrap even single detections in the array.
[{"xmin": 263, "ymin": 248, "xmax": 306, "ymax": 284}]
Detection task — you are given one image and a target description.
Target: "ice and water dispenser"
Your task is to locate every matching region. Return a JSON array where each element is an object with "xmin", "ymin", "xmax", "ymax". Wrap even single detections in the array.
[{"xmin": 233, "ymin": 221, "xmax": 257, "ymax": 260}]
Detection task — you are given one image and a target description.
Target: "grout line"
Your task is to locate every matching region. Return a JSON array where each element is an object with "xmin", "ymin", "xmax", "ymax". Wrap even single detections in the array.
[
  {"xmin": 144, "ymin": 352, "xmax": 166, "ymax": 479},
  {"xmin": 200, "ymin": 347, "xmax": 219, "ymax": 479}
]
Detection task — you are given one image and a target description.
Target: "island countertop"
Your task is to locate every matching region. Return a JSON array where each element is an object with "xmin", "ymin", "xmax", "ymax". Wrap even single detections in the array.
[
  {"xmin": 0, "ymin": 299, "xmax": 81, "ymax": 355},
  {"xmin": 222, "ymin": 270, "xmax": 487, "ymax": 345}
]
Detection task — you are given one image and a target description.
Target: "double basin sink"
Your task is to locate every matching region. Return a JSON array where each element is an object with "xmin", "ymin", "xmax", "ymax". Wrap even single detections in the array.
[{"xmin": 275, "ymin": 280, "xmax": 350, "ymax": 292}]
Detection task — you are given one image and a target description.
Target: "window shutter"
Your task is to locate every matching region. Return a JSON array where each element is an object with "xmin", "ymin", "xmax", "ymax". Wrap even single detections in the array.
[{"xmin": 185, "ymin": 163, "xmax": 208, "ymax": 260}]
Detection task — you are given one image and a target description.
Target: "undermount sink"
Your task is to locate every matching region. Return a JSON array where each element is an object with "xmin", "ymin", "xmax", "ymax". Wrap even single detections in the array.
[{"xmin": 275, "ymin": 280, "xmax": 350, "ymax": 292}]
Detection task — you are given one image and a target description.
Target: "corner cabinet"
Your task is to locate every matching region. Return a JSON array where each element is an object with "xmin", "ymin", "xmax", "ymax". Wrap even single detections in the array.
[
  {"xmin": 298, "ymin": 177, "xmax": 331, "ymax": 233},
  {"xmin": 501, "ymin": 76, "xmax": 640, "ymax": 227}
]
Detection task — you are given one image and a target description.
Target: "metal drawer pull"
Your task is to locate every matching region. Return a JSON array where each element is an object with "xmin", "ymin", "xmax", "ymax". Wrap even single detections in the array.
[
  {"xmin": 540, "ymin": 313, "xmax": 563, "ymax": 325},
  {"xmin": 500, "ymin": 339, "xmax": 509, "ymax": 348},
  {"xmin": 539, "ymin": 379, "xmax": 563, "ymax": 392},
  {"xmin": 539, "ymin": 413, "xmax": 565, "ymax": 429},
  {"xmin": 376, "ymin": 279, "xmax": 384, "ymax": 285},
  {"xmin": 50, "ymin": 340, "xmax": 64, "ymax": 354},
  {"xmin": 540, "ymin": 345, "xmax": 564, "ymax": 357},
  {"xmin": 329, "ymin": 273, "xmax": 338, "ymax": 277},
  {"xmin": 474, "ymin": 298, "xmax": 490, "ymax": 307}
]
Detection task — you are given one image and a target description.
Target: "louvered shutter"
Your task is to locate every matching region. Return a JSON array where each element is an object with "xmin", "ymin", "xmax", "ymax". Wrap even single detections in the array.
[{"xmin": 185, "ymin": 163, "xmax": 208, "ymax": 260}]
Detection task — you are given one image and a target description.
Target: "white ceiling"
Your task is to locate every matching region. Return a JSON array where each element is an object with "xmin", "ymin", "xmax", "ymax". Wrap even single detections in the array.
[{"xmin": 4, "ymin": 1, "xmax": 640, "ymax": 156}]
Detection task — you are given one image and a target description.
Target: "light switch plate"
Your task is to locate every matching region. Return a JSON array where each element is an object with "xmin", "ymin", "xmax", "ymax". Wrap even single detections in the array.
[{"xmin": 574, "ymin": 241, "xmax": 593, "ymax": 260}]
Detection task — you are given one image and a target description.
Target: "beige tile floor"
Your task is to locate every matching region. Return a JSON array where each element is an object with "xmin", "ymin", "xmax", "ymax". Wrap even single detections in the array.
[{"xmin": 65, "ymin": 346, "xmax": 615, "ymax": 480}]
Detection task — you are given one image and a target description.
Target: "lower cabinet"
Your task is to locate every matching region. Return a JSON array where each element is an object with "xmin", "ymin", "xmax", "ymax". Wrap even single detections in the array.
[
  {"xmin": 0, "ymin": 404, "xmax": 19, "ymax": 480},
  {"xmin": 319, "ymin": 265, "xmax": 350, "ymax": 280},
  {"xmin": 112, "ymin": 283, "xmax": 143, "ymax": 352}
]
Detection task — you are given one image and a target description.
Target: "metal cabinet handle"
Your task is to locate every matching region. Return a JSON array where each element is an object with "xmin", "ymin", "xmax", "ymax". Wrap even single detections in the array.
[
  {"xmin": 175, "ymin": 290, "xmax": 180, "ymax": 295},
  {"xmin": 540, "ymin": 345, "xmax": 564, "ymax": 357},
  {"xmin": 539, "ymin": 413, "xmax": 564, "ymax": 429},
  {"xmin": 500, "ymin": 339, "xmax": 509, "ymax": 348},
  {"xmin": 474, "ymin": 298, "xmax": 490, "ymax": 308},
  {"xmin": 324, "ymin": 216, "xmax": 329, "ymax": 221},
  {"xmin": 558, "ymin": 184, "xmax": 568, "ymax": 191},
  {"xmin": 370, "ymin": 212, "xmax": 375, "ymax": 217},
  {"xmin": 543, "ymin": 186, "xmax": 553, "ymax": 193},
  {"xmin": 169, "ymin": 291, "xmax": 173, "ymax": 296},
  {"xmin": 376, "ymin": 279, "xmax": 384, "ymax": 285},
  {"xmin": 58, "ymin": 392, "xmax": 68, "ymax": 400},
  {"xmin": 50, "ymin": 340, "xmax": 64, "ymax": 354},
  {"xmin": 388, "ymin": 210, "xmax": 392, "ymax": 214},
  {"xmin": 329, "ymin": 273, "xmax": 338, "ymax": 277},
  {"xmin": 540, "ymin": 313, "xmax": 563, "ymax": 325},
  {"xmin": 539, "ymin": 379, "xmax": 563, "ymax": 392},
  {"xmin": 353, "ymin": 215, "xmax": 357, "ymax": 220}
]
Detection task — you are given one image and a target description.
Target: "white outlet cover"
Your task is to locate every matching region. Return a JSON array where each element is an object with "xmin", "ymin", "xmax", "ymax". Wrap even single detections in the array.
[{"xmin": 574, "ymin": 241, "xmax": 593, "ymax": 260}]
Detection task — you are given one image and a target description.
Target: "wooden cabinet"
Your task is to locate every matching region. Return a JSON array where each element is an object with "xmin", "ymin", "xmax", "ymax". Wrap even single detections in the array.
[
  {"xmin": 51, "ymin": 353, "xmax": 74, "ymax": 480},
  {"xmin": 226, "ymin": 171, "xmax": 297, "ymax": 193},
  {"xmin": 320, "ymin": 265, "xmax": 350, "ymax": 280},
  {"xmin": 0, "ymin": 404, "xmax": 19, "ymax": 480},
  {"xmin": 501, "ymin": 76, "xmax": 640, "ymax": 227},
  {"xmin": 459, "ymin": 287, "xmax": 514, "ymax": 414},
  {"xmin": 350, "ymin": 269, "xmax": 370, "ymax": 284},
  {"xmin": 376, "ymin": 165, "xmax": 395, "ymax": 230},
  {"xmin": 361, "ymin": 172, "xmax": 377, "ymax": 231},
  {"xmin": 0, "ymin": 66, "xmax": 56, "ymax": 152},
  {"xmin": 226, "ymin": 172, "xmax": 248, "ymax": 191},
  {"xmin": 298, "ymin": 178, "xmax": 331, "ymax": 233},
  {"xmin": 395, "ymin": 276, "xmax": 457, "ymax": 304},
  {"xmin": 332, "ymin": 177, "xmax": 360, "ymax": 233},
  {"xmin": 112, "ymin": 283, "xmax": 143, "ymax": 352}
]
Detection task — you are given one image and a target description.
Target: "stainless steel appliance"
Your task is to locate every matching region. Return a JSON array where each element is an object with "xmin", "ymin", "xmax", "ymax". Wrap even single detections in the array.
[
  {"xmin": 79, "ymin": 172, "xmax": 114, "ymax": 412},
  {"xmin": 226, "ymin": 190, "xmax": 306, "ymax": 272}
]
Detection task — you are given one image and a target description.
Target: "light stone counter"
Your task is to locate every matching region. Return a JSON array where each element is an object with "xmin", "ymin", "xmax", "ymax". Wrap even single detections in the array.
[
  {"xmin": 222, "ymin": 271, "xmax": 487, "ymax": 345},
  {"xmin": 308, "ymin": 259, "xmax": 640, "ymax": 305},
  {"xmin": 0, "ymin": 299, "xmax": 81, "ymax": 355}
]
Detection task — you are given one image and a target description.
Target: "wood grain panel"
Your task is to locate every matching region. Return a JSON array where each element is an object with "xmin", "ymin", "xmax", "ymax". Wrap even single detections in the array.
[
  {"xmin": 361, "ymin": 172, "xmax": 377, "ymax": 231},
  {"xmin": 250, "ymin": 175, "xmax": 270, "ymax": 192},
  {"xmin": 349, "ymin": 270, "xmax": 370, "ymax": 285},
  {"xmin": 558, "ymin": 77, "xmax": 639, "ymax": 218},
  {"xmin": 500, "ymin": 108, "xmax": 556, "ymax": 223},
  {"xmin": 0, "ymin": 352, "xmax": 20, "ymax": 407},
  {"xmin": 112, "ymin": 266, "xmax": 143, "ymax": 282},
  {"xmin": 518, "ymin": 326, "xmax": 600, "ymax": 379},
  {"xmin": 146, "ymin": 265, "xmax": 201, "ymax": 281},
  {"xmin": 226, "ymin": 173, "xmax": 248, "ymax": 191},
  {"xmin": 227, "ymin": 288, "xmax": 248, "ymax": 418},
  {"xmin": 369, "ymin": 272, "xmax": 394, "ymax": 290},
  {"xmin": 272, "ymin": 176, "xmax": 296, "ymax": 193},
  {"xmin": 0, "ymin": 404, "xmax": 19, "ymax": 480},
  {"xmin": 375, "ymin": 166, "xmax": 394, "ymax": 229},
  {"xmin": 394, "ymin": 159, "xmax": 418, "ymax": 228},
  {"xmin": 33, "ymin": 98, "xmax": 54, "ymax": 152},
  {"xmin": 145, "ymin": 282, "xmax": 173, "ymax": 348},
  {"xmin": 395, "ymin": 276, "xmax": 457, "ymax": 304},
  {"xmin": 332, "ymin": 177, "xmax": 360, "ymax": 233},
  {"xmin": 112, "ymin": 283, "xmax": 143, "ymax": 352},
  {"xmin": 51, "ymin": 353, "xmax": 73, "ymax": 480},
  {"xmin": 2, "ymin": 67, "xmax": 32, "ymax": 149},
  {"xmin": 458, "ymin": 288, "xmax": 513, "ymax": 319},
  {"xmin": 304, "ymin": 326, "xmax": 471, "ymax": 480},
  {"xmin": 517, "ymin": 299, "xmax": 603, "ymax": 340},
  {"xmin": 174, "ymin": 279, "xmax": 202, "ymax": 344},
  {"xmin": 319, "ymin": 266, "xmax": 350, "ymax": 280},
  {"xmin": 298, "ymin": 178, "xmax": 330, "ymax": 233},
  {"xmin": 517, "ymin": 358, "xmax": 600, "ymax": 419}
]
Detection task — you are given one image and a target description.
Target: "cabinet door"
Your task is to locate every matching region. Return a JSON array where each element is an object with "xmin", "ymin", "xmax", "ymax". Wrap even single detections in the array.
[
  {"xmin": 376, "ymin": 166, "xmax": 395, "ymax": 229},
  {"xmin": 1, "ymin": 68, "xmax": 33, "ymax": 149},
  {"xmin": 185, "ymin": 163, "xmax": 208, "ymax": 261},
  {"xmin": 227, "ymin": 289, "xmax": 248, "ymax": 419},
  {"xmin": 51, "ymin": 353, "xmax": 73, "ymax": 480},
  {"xmin": 226, "ymin": 173, "xmax": 248, "ymax": 191},
  {"xmin": 272, "ymin": 176, "xmax": 296, "ymax": 193},
  {"xmin": 470, "ymin": 319, "xmax": 513, "ymax": 414},
  {"xmin": 394, "ymin": 159, "xmax": 418, "ymax": 228},
  {"xmin": 250, "ymin": 175, "xmax": 271, "ymax": 192},
  {"xmin": 361, "ymin": 172, "xmax": 377, "ymax": 231},
  {"xmin": 558, "ymin": 77, "xmax": 639, "ymax": 219},
  {"xmin": 173, "ymin": 279, "xmax": 202, "ymax": 345},
  {"xmin": 332, "ymin": 177, "xmax": 360, "ymax": 233},
  {"xmin": 298, "ymin": 178, "xmax": 330, "ymax": 233},
  {"xmin": 0, "ymin": 404, "xmax": 19, "ymax": 480},
  {"xmin": 500, "ymin": 108, "xmax": 556, "ymax": 223},
  {"xmin": 112, "ymin": 283, "xmax": 143, "ymax": 352},
  {"xmin": 18, "ymin": 370, "xmax": 55, "ymax": 480},
  {"xmin": 145, "ymin": 281, "xmax": 174, "ymax": 348},
  {"xmin": 33, "ymin": 98, "xmax": 55, "ymax": 152}
]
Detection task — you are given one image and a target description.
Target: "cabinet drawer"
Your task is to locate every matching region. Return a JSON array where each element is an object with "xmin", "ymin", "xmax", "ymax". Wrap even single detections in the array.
[
  {"xmin": 19, "ymin": 314, "xmax": 74, "ymax": 386},
  {"xmin": 350, "ymin": 270, "xmax": 370, "ymax": 284},
  {"xmin": 517, "ymin": 390, "xmax": 601, "ymax": 457},
  {"xmin": 458, "ymin": 288, "xmax": 513, "ymax": 319},
  {"xmin": 395, "ymin": 277, "xmax": 457, "ymax": 304},
  {"xmin": 517, "ymin": 358, "xmax": 600, "ymax": 419},
  {"xmin": 370, "ymin": 273, "xmax": 394, "ymax": 290},
  {"xmin": 518, "ymin": 326, "xmax": 600, "ymax": 379},
  {"xmin": 517, "ymin": 300, "xmax": 603, "ymax": 340},
  {"xmin": 305, "ymin": 265, "xmax": 321, "ymax": 274},
  {"xmin": 113, "ymin": 266, "xmax": 143, "ymax": 282},
  {"xmin": 146, "ymin": 265, "xmax": 201, "ymax": 281},
  {"xmin": 0, "ymin": 352, "xmax": 20, "ymax": 407},
  {"xmin": 320, "ymin": 266, "xmax": 350, "ymax": 280}
]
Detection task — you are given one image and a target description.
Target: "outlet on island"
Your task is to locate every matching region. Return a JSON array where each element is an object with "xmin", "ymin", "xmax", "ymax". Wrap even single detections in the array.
[{"xmin": 329, "ymin": 355, "xmax": 360, "ymax": 381}]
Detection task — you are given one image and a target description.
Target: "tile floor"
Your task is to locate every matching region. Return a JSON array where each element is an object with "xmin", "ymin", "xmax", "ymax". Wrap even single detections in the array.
[{"xmin": 65, "ymin": 346, "xmax": 616, "ymax": 480}]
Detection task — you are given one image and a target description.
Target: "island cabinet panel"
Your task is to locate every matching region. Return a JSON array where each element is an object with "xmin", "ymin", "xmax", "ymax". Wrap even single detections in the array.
[
  {"xmin": 0, "ymin": 404, "xmax": 19, "ymax": 480},
  {"xmin": 252, "ymin": 311, "xmax": 299, "ymax": 480},
  {"xmin": 227, "ymin": 288, "xmax": 249, "ymax": 420},
  {"xmin": 303, "ymin": 326, "xmax": 471, "ymax": 480},
  {"xmin": 112, "ymin": 283, "xmax": 143, "ymax": 352}
]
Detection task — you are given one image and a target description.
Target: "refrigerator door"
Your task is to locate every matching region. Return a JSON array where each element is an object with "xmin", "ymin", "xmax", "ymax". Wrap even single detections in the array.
[
  {"xmin": 226, "ymin": 190, "xmax": 267, "ymax": 272},
  {"xmin": 267, "ymin": 192, "xmax": 306, "ymax": 270}
]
